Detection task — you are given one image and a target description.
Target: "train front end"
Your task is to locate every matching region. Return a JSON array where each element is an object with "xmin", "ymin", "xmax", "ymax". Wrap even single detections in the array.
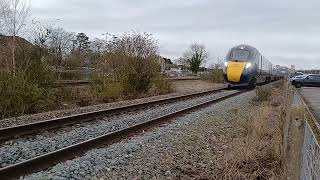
[{"xmin": 223, "ymin": 46, "xmax": 257, "ymax": 87}]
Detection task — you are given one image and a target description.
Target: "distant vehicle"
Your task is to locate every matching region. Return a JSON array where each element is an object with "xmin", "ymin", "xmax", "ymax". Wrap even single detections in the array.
[
  {"xmin": 295, "ymin": 72, "xmax": 304, "ymax": 76},
  {"xmin": 290, "ymin": 71, "xmax": 304, "ymax": 78},
  {"xmin": 292, "ymin": 74, "xmax": 320, "ymax": 88},
  {"xmin": 223, "ymin": 44, "xmax": 280, "ymax": 88},
  {"xmin": 289, "ymin": 75, "xmax": 307, "ymax": 82}
]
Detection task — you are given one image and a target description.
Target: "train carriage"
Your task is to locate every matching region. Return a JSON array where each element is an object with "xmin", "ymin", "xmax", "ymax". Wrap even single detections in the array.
[{"xmin": 223, "ymin": 44, "xmax": 277, "ymax": 88}]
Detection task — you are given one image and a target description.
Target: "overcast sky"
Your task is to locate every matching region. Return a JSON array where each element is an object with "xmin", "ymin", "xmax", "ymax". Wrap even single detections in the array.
[{"xmin": 31, "ymin": 0, "xmax": 320, "ymax": 69}]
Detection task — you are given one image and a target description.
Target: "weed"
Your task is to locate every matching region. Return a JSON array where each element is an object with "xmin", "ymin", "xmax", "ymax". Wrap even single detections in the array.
[{"xmin": 254, "ymin": 86, "xmax": 272, "ymax": 102}]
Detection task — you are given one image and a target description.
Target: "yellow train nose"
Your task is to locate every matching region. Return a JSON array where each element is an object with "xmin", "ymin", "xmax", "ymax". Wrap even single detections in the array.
[{"xmin": 227, "ymin": 62, "xmax": 246, "ymax": 82}]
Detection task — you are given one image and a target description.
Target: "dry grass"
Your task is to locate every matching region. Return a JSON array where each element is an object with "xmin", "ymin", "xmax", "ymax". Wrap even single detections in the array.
[
  {"xmin": 215, "ymin": 85, "xmax": 287, "ymax": 180},
  {"xmin": 97, "ymin": 82, "xmax": 289, "ymax": 180},
  {"xmin": 253, "ymin": 86, "xmax": 272, "ymax": 102},
  {"xmin": 200, "ymin": 69, "xmax": 224, "ymax": 83}
]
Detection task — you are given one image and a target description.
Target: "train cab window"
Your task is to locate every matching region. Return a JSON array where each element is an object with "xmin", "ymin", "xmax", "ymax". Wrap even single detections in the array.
[{"xmin": 231, "ymin": 50, "xmax": 250, "ymax": 60}]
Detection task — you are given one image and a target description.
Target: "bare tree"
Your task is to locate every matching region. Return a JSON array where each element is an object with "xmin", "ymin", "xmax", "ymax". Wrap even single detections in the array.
[
  {"xmin": 0, "ymin": 0, "xmax": 8, "ymax": 33},
  {"xmin": 45, "ymin": 27, "xmax": 75, "ymax": 66},
  {"xmin": 26, "ymin": 20, "xmax": 50, "ymax": 49},
  {"xmin": 1, "ymin": 0, "xmax": 30, "ymax": 75},
  {"xmin": 211, "ymin": 54, "xmax": 223, "ymax": 69},
  {"xmin": 182, "ymin": 43, "xmax": 209, "ymax": 74},
  {"xmin": 105, "ymin": 32, "xmax": 159, "ymax": 59},
  {"xmin": 91, "ymin": 38, "xmax": 105, "ymax": 55}
]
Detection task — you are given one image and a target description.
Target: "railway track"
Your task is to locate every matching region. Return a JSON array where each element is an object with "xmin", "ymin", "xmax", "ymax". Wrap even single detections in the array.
[
  {"xmin": 0, "ymin": 88, "xmax": 228, "ymax": 141},
  {"xmin": 53, "ymin": 77, "xmax": 201, "ymax": 86},
  {"xmin": 0, "ymin": 88, "xmax": 247, "ymax": 179}
]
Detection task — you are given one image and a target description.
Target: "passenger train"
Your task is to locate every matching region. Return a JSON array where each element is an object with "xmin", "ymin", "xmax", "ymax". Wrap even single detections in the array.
[{"xmin": 223, "ymin": 45, "xmax": 279, "ymax": 88}]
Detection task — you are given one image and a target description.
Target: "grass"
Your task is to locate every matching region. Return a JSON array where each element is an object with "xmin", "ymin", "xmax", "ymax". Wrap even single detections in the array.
[
  {"xmin": 200, "ymin": 69, "xmax": 224, "ymax": 83},
  {"xmin": 98, "ymin": 82, "xmax": 289, "ymax": 180},
  {"xmin": 218, "ymin": 106, "xmax": 284, "ymax": 179},
  {"xmin": 253, "ymin": 86, "xmax": 273, "ymax": 102},
  {"xmin": 215, "ymin": 83, "xmax": 287, "ymax": 180}
]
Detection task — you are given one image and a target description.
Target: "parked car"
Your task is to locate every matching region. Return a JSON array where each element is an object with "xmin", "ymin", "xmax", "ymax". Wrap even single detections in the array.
[
  {"xmin": 289, "ymin": 75, "xmax": 307, "ymax": 82},
  {"xmin": 292, "ymin": 74, "xmax": 320, "ymax": 88}
]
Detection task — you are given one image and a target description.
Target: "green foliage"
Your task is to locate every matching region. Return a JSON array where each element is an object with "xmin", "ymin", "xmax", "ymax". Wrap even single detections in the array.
[
  {"xmin": 92, "ymin": 77, "xmax": 123, "ymax": 102},
  {"xmin": 254, "ymin": 86, "xmax": 272, "ymax": 102},
  {"xmin": 0, "ymin": 46, "xmax": 56, "ymax": 118},
  {"xmin": 189, "ymin": 55, "xmax": 202, "ymax": 74},
  {"xmin": 75, "ymin": 33, "xmax": 91, "ymax": 53},
  {"xmin": 0, "ymin": 72, "xmax": 55, "ymax": 118}
]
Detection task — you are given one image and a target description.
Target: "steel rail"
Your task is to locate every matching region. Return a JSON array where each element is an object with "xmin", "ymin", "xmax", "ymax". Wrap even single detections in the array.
[
  {"xmin": 0, "ymin": 90, "xmax": 246, "ymax": 179},
  {"xmin": 53, "ymin": 77, "xmax": 202, "ymax": 86},
  {"xmin": 0, "ymin": 88, "xmax": 227, "ymax": 141}
]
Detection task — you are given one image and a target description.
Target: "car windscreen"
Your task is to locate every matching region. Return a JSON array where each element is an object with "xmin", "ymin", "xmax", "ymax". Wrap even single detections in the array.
[{"xmin": 231, "ymin": 50, "xmax": 250, "ymax": 61}]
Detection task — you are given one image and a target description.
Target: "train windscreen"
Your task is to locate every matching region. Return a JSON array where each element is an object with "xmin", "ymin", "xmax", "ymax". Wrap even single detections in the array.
[{"xmin": 231, "ymin": 50, "xmax": 250, "ymax": 61}]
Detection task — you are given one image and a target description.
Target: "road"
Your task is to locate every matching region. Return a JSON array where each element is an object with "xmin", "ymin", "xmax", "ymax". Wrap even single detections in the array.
[{"xmin": 300, "ymin": 87, "xmax": 320, "ymax": 120}]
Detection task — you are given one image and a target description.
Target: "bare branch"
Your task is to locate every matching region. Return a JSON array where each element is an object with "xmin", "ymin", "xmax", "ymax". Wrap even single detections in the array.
[{"xmin": 2, "ymin": 0, "xmax": 30, "ymax": 36}]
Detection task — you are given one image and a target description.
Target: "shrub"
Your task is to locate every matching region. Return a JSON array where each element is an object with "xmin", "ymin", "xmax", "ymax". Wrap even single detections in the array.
[
  {"xmin": 0, "ymin": 46, "xmax": 56, "ymax": 118},
  {"xmin": 93, "ymin": 32, "xmax": 171, "ymax": 101},
  {"xmin": 92, "ymin": 77, "xmax": 123, "ymax": 102},
  {"xmin": 0, "ymin": 72, "xmax": 55, "ymax": 118}
]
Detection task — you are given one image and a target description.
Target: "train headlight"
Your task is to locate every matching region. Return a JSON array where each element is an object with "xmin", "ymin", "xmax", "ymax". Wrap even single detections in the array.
[
  {"xmin": 224, "ymin": 62, "xmax": 228, "ymax": 66},
  {"xmin": 246, "ymin": 63, "xmax": 252, "ymax": 69}
]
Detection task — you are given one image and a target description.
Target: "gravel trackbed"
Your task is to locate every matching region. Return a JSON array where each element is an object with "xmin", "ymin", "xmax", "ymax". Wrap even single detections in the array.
[{"xmin": 22, "ymin": 90, "xmax": 256, "ymax": 180}]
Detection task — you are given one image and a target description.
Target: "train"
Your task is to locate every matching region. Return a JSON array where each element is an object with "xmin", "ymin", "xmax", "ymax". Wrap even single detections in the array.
[{"xmin": 223, "ymin": 44, "xmax": 280, "ymax": 88}]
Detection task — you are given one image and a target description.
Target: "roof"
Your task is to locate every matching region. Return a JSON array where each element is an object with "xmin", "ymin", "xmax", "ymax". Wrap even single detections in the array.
[{"xmin": 231, "ymin": 44, "xmax": 259, "ymax": 53}]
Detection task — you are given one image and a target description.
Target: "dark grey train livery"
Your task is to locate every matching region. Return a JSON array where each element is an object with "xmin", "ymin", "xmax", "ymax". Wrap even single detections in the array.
[{"xmin": 223, "ymin": 45, "xmax": 280, "ymax": 88}]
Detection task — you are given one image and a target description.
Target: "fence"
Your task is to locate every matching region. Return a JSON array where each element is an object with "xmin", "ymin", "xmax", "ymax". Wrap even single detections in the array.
[
  {"xmin": 300, "ymin": 122, "xmax": 320, "ymax": 180},
  {"xmin": 298, "ymin": 89, "xmax": 320, "ymax": 180}
]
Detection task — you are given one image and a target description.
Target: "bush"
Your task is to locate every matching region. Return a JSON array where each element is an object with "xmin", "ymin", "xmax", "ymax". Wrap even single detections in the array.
[
  {"xmin": 92, "ymin": 77, "xmax": 123, "ymax": 102},
  {"xmin": 0, "ymin": 72, "xmax": 55, "ymax": 118},
  {"xmin": 93, "ymin": 32, "xmax": 171, "ymax": 101},
  {"xmin": 254, "ymin": 86, "xmax": 272, "ymax": 102},
  {"xmin": 0, "ymin": 46, "xmax": 56, "ymax": 118}
]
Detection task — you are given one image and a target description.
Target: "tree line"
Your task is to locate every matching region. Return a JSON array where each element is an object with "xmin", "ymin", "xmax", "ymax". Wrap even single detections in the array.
[
  {"xmin": 0, "ymin": 0, "xmax": 223, "ymax": 119},
  {"xmin": 0, "ymin": 0, "xmax": 172, "ymax": 118}
]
